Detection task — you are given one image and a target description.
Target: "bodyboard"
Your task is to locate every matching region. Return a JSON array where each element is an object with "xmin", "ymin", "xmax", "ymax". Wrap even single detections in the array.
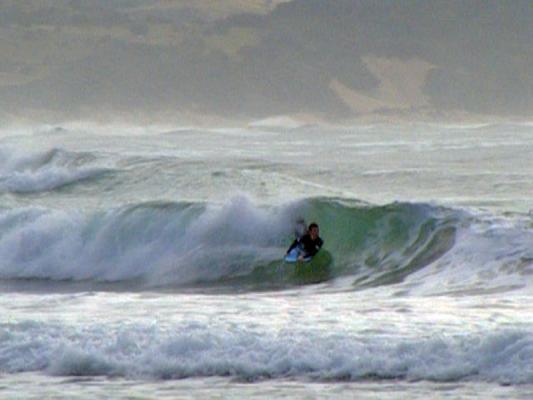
[{"xmin": 284, "ymin": 248, "xmax": 312, "ymax": 263}]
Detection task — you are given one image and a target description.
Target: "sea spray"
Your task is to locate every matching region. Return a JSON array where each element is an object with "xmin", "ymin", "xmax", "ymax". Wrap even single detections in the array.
[
  {"xmin": 0, "ymin": 197, "xmax": 530, "ymax": 293},
  {"xmin": 0, "ymin": 319, "xmax": 531, "ymax": 384},
  {"xmin": 0, "ymin": 147, "xmax": 109, "ymax": 193}
]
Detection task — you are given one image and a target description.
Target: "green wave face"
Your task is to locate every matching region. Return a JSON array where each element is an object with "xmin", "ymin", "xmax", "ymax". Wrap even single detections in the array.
[
  {"xmin": 279, "ymin": 198, "xmax": 457, "ymax": 287},
  {"xmin": 246, "ymin": 250, "xmax": 334, "ymax": 288},
  {"xmin": 214, "ymin": 198, "xmax": 460, "ymax": 290},
  {"xmin": 0, "ymin": 197, "xmax": 465, "ymax": 291}
]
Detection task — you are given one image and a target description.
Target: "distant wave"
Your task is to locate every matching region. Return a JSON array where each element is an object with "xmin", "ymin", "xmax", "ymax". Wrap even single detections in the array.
[
  {"xmin": 248, "ymin": 115, "xmax": 313, "ymax": 130},
  {"xmin": 0, "ymin": 319, "xmax": 531, "ymax": 384},
  {"xmin": 0, "ymin": 196, "xmax": 530, "ymax": 294},
  {"xmin": 0, "ymin": 147, "xmax": 110, "ymax": 193}
]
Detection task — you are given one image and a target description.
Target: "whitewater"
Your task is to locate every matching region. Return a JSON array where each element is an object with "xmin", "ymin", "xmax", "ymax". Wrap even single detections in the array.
[{"xmin": 0, "ymin": 122, "xmax": 531, "ymax": 399}]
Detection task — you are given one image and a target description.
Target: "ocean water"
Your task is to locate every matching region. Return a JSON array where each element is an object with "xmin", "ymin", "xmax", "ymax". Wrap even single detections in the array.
[{"xmin": 0, "ymin": 122, "xmax": 531, "ymax": 399}]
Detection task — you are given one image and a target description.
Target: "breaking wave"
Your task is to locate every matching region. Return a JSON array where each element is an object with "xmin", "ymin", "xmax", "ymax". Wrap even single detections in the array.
[
  {"xmin": 0, "ymin": 147, "xmax": 110, "ymax": 193},
  {"xmin": 0, "ymin": 320, "xmax": 531, "ymax": 384},
  {"xmin": 0, "ymin": 196, "xmax": 531, "ymax": 294}
]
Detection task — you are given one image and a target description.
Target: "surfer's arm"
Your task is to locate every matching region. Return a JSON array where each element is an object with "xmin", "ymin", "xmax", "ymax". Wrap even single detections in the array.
[{"xmin": 286, "ymin": 239, "xmax": 299, "ymax": 254}]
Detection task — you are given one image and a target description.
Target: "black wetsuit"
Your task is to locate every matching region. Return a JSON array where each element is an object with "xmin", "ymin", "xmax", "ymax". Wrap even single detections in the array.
[{"xmin": 287, "ymin": 234, "xmax": 323, "ymax": 258}]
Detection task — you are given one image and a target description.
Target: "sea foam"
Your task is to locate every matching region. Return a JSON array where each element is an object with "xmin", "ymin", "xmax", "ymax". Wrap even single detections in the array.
[
  {"xmin": 0, "ymin": 147, "xmax": 109, "ymax": 193},
  {"xmin": 0, "ymin": 320, "xmax": 531, "ymax": 384}
]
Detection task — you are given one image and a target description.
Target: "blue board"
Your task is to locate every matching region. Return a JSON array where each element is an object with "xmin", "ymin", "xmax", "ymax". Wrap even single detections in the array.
[{"xmin": 284, "ymin": 248, "xmax": 312, "ymax": 263}]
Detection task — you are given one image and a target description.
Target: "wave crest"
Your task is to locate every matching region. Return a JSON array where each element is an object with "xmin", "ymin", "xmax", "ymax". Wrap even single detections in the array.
[
  {"xmin": 0, "ymin": 147, "xmax": 109, "ymax": 193},
  {"xmin": 0, "ymin": 197, "xmax": 530, "ymax": 293}
]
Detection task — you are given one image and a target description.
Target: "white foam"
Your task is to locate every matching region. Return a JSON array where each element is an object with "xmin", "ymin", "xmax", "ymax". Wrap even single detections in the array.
[
  {"xmin": 0, "ymin": 147, "xmax": 109, "ymax": 193},
  {"xmin": 0, "ymin": 320, "xmax": 530, "ymax": 384},
  {"xmin": 405, "ymin": 212, "xmax": 533, "ymax": 295},
  {"xmin": 0, "ymin": 196, "xmax": 302, "ymax": 285},
  {"xmin": 249, "ymin": 116, "xmax": 309, "ymax": 130}
]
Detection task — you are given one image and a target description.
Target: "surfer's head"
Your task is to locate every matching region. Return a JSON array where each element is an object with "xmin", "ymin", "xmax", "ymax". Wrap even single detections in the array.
[{"xmin": 308, "ymin": 222, "xmax": 319, "ymax": 239}]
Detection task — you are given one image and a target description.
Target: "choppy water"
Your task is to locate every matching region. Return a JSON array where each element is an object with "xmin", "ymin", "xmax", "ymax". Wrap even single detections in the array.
[{"xmin": 0, "ymin": 122, "xmax": 532, "ymax": 399}]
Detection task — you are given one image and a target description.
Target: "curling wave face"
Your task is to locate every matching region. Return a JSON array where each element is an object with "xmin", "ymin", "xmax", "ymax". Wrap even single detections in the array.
[{"xmin": 0, "ymin": 196, "xmax": 530, "ymax": 294}]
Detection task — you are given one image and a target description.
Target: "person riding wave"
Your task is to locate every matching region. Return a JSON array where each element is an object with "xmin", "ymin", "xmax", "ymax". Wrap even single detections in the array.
[{"xmin": 286, "ymin": 222, "xmax": 323, "ymax": 261}]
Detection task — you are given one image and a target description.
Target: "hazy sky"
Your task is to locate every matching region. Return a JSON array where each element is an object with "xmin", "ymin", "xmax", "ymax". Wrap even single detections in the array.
[{"xmin": 0, "ymin": 0, "xmax": 531, "ymax": 123}]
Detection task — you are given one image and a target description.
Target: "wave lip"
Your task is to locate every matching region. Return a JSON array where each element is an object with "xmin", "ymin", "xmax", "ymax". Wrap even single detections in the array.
[{"xmin": 0, "ymin": 147, "xmax": 110, "ymax": 193}]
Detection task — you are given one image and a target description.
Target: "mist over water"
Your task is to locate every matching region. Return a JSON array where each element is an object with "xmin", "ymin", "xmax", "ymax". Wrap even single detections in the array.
[
  {"xmin": 0, "ymin": 122, "xmax": 531, "ymax": 293},
  {"xmin": 0, "ymin": 122, "xmax": 531, "ymax": 397},
  {"xmin": 1, "ymin": 1, "xmax": 532, "ymax": 398}
]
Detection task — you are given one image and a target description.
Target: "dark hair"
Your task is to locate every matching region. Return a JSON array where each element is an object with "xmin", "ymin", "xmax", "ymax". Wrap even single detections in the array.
[{"xmin": 308, "ymin": 222, "xmax": 319, "ymax": 230}]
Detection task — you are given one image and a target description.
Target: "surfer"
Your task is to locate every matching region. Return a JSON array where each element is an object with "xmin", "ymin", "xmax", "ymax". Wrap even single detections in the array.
[{"xmin": 286, "ymin": 222, "xmax": 323, "ymax": 261}]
